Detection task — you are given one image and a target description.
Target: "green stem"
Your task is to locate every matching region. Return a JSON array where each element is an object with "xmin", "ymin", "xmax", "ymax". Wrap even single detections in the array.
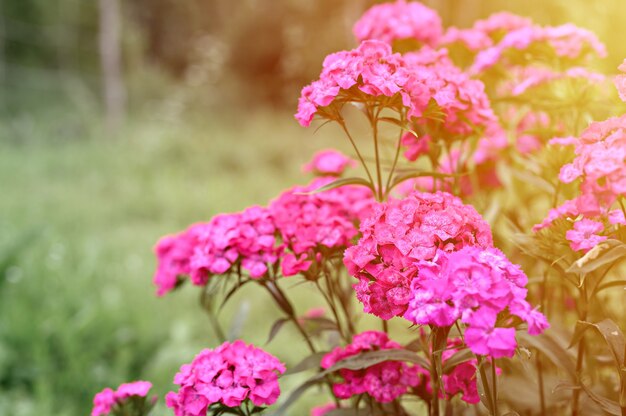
[
  {"xmin": 491, "ymin": 357, "xmax": 499, "ymax": 416},
  {"xmin": 478, "ymin": 356, "xmax": 496, "ymax": 415},
  {"xmin": 384, "ymin": 121, "xmax": 405, "ymax": 198},
  {"xmin": 371, "ymin": 109, "xmax": 384, "ymax": 201},
  {"xmin": 572, "ymin": 284, "xmax": 588, "ymax": 416},
  {"xmin": 338, "ymin": 120, "xmax": 375, "ymax": 189}
]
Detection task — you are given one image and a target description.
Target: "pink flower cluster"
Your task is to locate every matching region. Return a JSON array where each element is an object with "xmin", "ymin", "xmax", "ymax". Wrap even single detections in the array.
[
  {"xmin": 302, "ymin": 149, "xmax": 356, "ymax": 176},
  {"xmin": 402, "ymin": 48, "xmax": 500, "ymax": 137},
  {"xmin": 615, "ymin": 59, "xmax": 626, "ymax": 102},
  {"xmin": 558, "ymin": 114, "xmax": 626, "ymax": 204},
  {"xmin": 344, "ymin": 191, "xmax": 493, "ymax": 320},
  {"xmin": 295, "ymin": 40, "xmax": 409, "ymax": 127},
  {"xmin": 353, "ymin": 0, "xmax": 442, "ymax": 47},
  {"xmin": 534, "ymin": 195, "xmax": 625, "ymax": 253},
  {"xmin": 471, "ymin": 24, "xmax": 607, "ymax": 74},
  {"xmin": 504, "ymin": 66, "xmax": 605, "ymax": 97},
  {"xmin": 441, "ymin": 12, "xmax": 532, "ymax": 53},
  {"xmin": 440, "ymin": 339, "xmax": 482, "ymax": 404},
  {"xmin": 92, "ymin": 381, "xmax": 153, "ymax": 416},
  {"xmin": 296, "ymin": 42, "xmax": 498, "ymax": 141},
  {"xmin": 153, "ymin": 178, "xmax": 375, "ymax": 293},
  {"xmin": 270, "ymin": 177, "xmax": 374, "ymax": 276},
  {"xmin": 404, "ymin": 247, "xmax": 549, "ymax": 358},
  {"xmin": 321, "ymin": 331, "xmax": 422, "ymax": 403},
  {"xmin": 153, "ymin": 206, "xmax": 280, "ymax": 295},
  {"xmin": 166, "ymin": 341, "xmax": 285, "ymax": 415}
]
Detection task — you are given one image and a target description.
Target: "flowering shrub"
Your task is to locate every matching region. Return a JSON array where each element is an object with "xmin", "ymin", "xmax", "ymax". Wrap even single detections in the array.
[{"xmin": 92, "ymin": 2, "xmax": 626, "ymax": 415}]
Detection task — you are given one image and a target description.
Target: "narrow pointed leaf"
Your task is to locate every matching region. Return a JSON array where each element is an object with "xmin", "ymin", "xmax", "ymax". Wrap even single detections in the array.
[
  {"xmin": 567, "ymin": 239, "xmax": 626, "ymax": 275},
  {"xmin": 266, "ymin": 318, "xmax": 289, "ymax": 345},
  {"xmin": 283, "ymin": 352, "xmax": 327, "ymax": 376},
  {"xmin": 568, "ymin": 319, "xmax": 625, "ymax": 372},
  {"xmin": 297, "ymin": 177, "xmax": 375, "ymax": 195}
]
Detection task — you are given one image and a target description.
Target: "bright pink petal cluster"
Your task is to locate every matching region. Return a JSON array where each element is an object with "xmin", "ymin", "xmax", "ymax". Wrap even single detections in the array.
[
  {"xmin": 295, "ymin": 40, "xmax": 410, "ymax": 127},
  {"xmin": 296, "ymin": 42, "xmax": 498, "ymax": 140},
  {"xmin": 311, "ymin": 403, "xmax": 337, "ymax": 416},
  {"xmin": 153, "ymin": 206, "xmax": 280, "ymax": 295},
  {"xmin": 615, "ymin": 59, "xmax": 626, "ymax": 102},
  {"xmin": 504, "ymin": 66, "xmax": 605, "ymax": 97},
  {"xmin": 92, "ymin": 381, "xmax": 153, "ymax": 416},
  {"xmin": 404, "ymin": 247, "xmax": 549, "ymax": 358},
  {"xmin": 321, "ymin": 331, "xmax": 422, "ymax": 403},
  {"xmin": 271, "ymin": 177, "xmax": 374, "ymax": 276},
  {"xmin": 566, "ymin": 219, "xmax": 607, "ymax": 252},
  {"xmin": 558, "ymin": 114, "xmax": 626, "ymax": 204},
  {"xmin": 403, "ymin": 48, "xmax": 500, "ymax": 136},
  {"xmin": 353, "ymin": 0, "xmax": 442, "ymax": 47},
  {"xmin": 166, "ymin": 341, "xmax": 285, "ymax": 415},
  {"xmin": 303, "ymin": 149, "xmax": 356, "ymax": 176},
  {"xmin": 190, "ymin": 206, "xmax": 280, "ymax": 283},
  {"xmin": 441, "ymin": 12, "xmax": 532, "ymax": 53},
  {"xmin": 471, "ymin": 24, "xmax": 607, "ymax": 74},
  {"xmin": 344, "ymin": 191, "xmax": 493, "ymax": 320}
]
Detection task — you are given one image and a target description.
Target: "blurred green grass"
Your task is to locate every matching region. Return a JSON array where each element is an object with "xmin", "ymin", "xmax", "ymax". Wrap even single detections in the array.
[{"xmin": 0, "ymin": 111, "xmax": 350, "ymax": 415}]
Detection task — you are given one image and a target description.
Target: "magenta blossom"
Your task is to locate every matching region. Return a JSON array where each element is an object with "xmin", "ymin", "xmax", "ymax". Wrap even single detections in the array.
[
  {"xmin": 404, "ymin": 247, "xmax": 549, "ymax": 358},
  {"xmin": 353, "ymin": 0, "xmax": 442, "ymax": 47},
  {"xmin": 270, "ymin": 177, "xmax": 374, "ymax": 277},
  {"xmin": 302, "ymin": 149, "xmax": 356, "ymax": 176},
  {"xmin": 566, "ymin": 219, "xmax": 607, "ymax": 252},
  {"xmin": 166, "ymin": 341, "xmax": 285, "ymax": 416},
  {"xmin": 92, "ymin": 381, "xmax": 153, "ymax": 416},
  {"xmin": 321, "ymin": 331, "xmax": 423, "ymax": 403},
  {"xmin": 344, "ymin": 191, "xmax": 493, "ymax": 320}
]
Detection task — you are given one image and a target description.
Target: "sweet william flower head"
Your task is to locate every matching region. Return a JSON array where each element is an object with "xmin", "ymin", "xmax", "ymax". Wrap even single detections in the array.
[
  {"xmin": 91, "ymin": 381, "xmax": 154, "ymax": 416},
  {"xmin": 344, "ymin": 191, "xmax": 493, "ymax": 319},
  {"xmin": 271, "ymin": 177, "xmax": 374, "ymax": 277},
  {"xmin": 302, "ymin": 149, "xmax": 356, "ymax": 176},
  {"xmin": 404, "ymin": 247, "xmax": 548, "ymax": 358},
  {"xmin": 353, "ymin": 0, "xmax": 442, "ymax": 48},
  {"xmin": 166, "ymin": 341, "xmax": 285, "ymax": 415}
]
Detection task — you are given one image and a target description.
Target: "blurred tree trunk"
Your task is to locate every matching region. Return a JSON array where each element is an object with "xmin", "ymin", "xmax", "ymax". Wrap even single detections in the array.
[{"xmin": 98, "ymin": 0, "xmax": 126, "ymax": 132}]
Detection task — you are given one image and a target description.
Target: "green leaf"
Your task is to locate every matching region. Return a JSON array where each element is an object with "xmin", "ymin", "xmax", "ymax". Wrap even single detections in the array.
[
  {"xmin": 325, "ymin": 408, "xmax": 374, "ymax": 416},
  {"xmin": 388, "ymin": 170, "xmax": 456, "ymax": 193},
  {"xmin": 567, "ymin": 239, "xmax": 626, "ymax": 275},
  {"xmin": 517, "ymin": 332, "xmax": 576, "ymax": 379},
  {"xmin": 268, "ymin": 378, "xmax": 323, "ymax": 416},
  {"xmin": 266, "ymin": 318, "xmax": 289, "ymax": 345},
  {"xmin": 568, "ymin": 319, "xmax": 625, "ymax": 372},
  {"xmin": 283, "ymin": 352, "xmax": 327, "ymax": 376},
  {"xmin": 324, "ymin": 348, "xmax": 430, "ymax": 373},
  {"xmin": 296, "ymin": 177, "xmax": 375, "ymax": 195},
  {"xmin": 442, "ymin": 348, "xmax": 474, "ymax": 373},
  {"xmin": 595, "ymin": 280, "xmax": 626, "ymax": 295},
  {"xmin": 579, "ymin": 382, "xmax": 621, "ymax": 415}
]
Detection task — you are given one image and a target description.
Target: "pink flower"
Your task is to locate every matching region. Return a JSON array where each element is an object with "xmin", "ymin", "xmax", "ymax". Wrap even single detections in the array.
[
  {"xmin": 344, "ymin": 191, "xmax": 493, "ymax": 319},
  {"xmin": 166, "ymin": 341, "xmax": 285, "ymax": 415},
  {"xmin": 271, "ymin": 177, "xmax": 375, "ymax": 277},
  {"xmin": 92, "ymin": 381, "xmax": 153, "ymax": 416},
  {"xmin": 295, "ymin": 40, "xmax": 409, "ymax": 127},
  {"xmin": 566, "ymin": 219, "xmax": 607, "ymax": 252},
  {"xmin": 353, "ymin": 0, "xmax": 442, "ymax": 47},
  {"xmin": 404, "ymin": 247, "xmax": 548, "ymax": 358},
  {"xmin": 321, "ymin": 331, "xmax": 423, "ymax": 403},
  {"xmin": 464, "ymin": 310, "xmax": 518, "ymax": 358},
  {"xmin": 92, "ymin": 388, "xmax": 116, "ymax": 416},
  {"xmin": 303, "ymin": 149, "xmax": 356, "ymax": 176},
  {"xmin": 115, "ymin": 381, "xmax": 153, "ymax": 400},
  {"xmin": 471, "ymin": 23, "xmax": 606, "ymax": 74},
  {"xmin": 311, "ymin": 403, "xmax": 337, "ymax": 416}
]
